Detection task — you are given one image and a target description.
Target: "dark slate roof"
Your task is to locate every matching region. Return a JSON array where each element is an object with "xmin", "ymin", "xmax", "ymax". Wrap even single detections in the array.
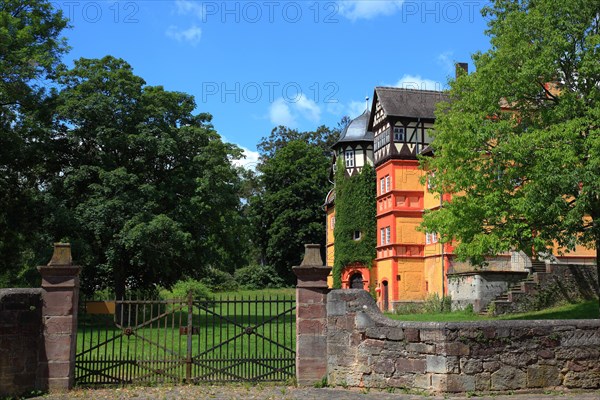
[
  {"xmin": 334, "ymin": 109, "xmax": 374, "ymax": 146},
  {"xmin": 374, "ymin": 87, "xmax": 448, "ymax": 120}
]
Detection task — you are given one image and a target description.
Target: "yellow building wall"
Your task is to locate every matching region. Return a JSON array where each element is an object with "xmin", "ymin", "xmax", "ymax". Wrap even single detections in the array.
[
  {"xmin": 374, "ymin": 259, "xmax": 392, "ymax": 308},
  {"xmin": 396, "ymin": 218, "xmax": 424, "ymax": 245},
  {"xmin": 396, "ymin": 259, "xmax": 425, "ymax": 301},
  {"xmin": 424, "ymin": 256, "xmax": 444, "ymax": 296},
  {"xmin": 393, "ymin": 164, "xmax": 423, "ymax": 191},
  {"xmin": 326, "ymin": 207, "xmax": 335, "ymax": 265},
  {"xmin": 550, "ymin": 241, "xmax": 596, "ymax": 263},
  {"xmin": 326, "ymin": 207, "xmax": 335, "ymax": 288},
  {"xmin": 423, "ymin": 186, "xmax": 441, "ymax": 210},
  {"xmin": 375, "ymin": 259, "xmax": 393, "ymax": 285}
]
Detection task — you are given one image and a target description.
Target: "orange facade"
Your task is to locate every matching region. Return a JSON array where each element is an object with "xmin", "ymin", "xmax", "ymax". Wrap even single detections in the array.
[{"xmin": 374, "ymin": 159, "xmax": 447, "ymax": 309}]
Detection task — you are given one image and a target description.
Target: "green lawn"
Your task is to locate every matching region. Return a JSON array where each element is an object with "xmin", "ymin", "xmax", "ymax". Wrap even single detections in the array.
[
  {"xmin": 212, "ymin": 288, "xmax": 296, "ymax": 299},
  {"xmin": 386, "ymin": 300, "xmax": 599, "ymax": 322},
  {"xmin": 76, "ymin": 289, "xmax": 296, "ymax": 385}
]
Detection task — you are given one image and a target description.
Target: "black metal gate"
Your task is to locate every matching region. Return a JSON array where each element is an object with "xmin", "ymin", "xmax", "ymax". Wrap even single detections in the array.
[{"xmin": 75, "ymin": 294, "xmax": 296, "ymax": 385}]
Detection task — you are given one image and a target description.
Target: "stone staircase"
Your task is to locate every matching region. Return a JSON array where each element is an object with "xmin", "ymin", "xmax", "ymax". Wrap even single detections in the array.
[{"xmin": 478, "ymin": 260, "xmax": 548, "ymax": 316}]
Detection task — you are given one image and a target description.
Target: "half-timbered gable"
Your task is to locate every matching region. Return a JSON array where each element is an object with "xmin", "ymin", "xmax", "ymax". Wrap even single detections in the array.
[
  {"xmin": 369, "ymin": 87, "xmax": 446, "ymax": 166},
  {"xmin": 332, "ymin": 109, "xmax": 374, "ymax": 177}
]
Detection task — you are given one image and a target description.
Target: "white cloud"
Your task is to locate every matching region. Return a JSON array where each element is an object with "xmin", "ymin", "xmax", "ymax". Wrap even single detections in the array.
[
  {"xmin": 268, "ymin": 95, "xmax": 323, "ymax": 127},
  {"xmin": 347, "ymin": 100, "xmax": 369, "ymax": 118},
  {"xmin": 269, "ymin": 98, "xmax": 296, "ymax": 127},
  {"xmin": 232, "ymin": 146, "xmax": 260, "ymax": 170},
  {"xmin": 325, "ymin": 98, "xmax": 370, "ymax": 120},
  {"xmin": 165, "ymin": 25, "xmax": 202, "ymax": 46},
  {"xmin": 173, "ymin": 0, "xmax": 204, "ymax": 19},
  {"xmin": 326, "ymin": 102, "xmax": 345, "ymax": 116},
  {"xmin": 395, "ymin": 74, "xmax": 443, "ymax": 91},
  {"xmin": 295, "ymin": 94, "xmax": 321, "ymax": 122},
  {"xmin": 337, "ymin": 0, "xmax": 404, "ymax": 21},
  {"xmin": 437, "ymin": 51, "xmax": 455, "ymax": 75}
]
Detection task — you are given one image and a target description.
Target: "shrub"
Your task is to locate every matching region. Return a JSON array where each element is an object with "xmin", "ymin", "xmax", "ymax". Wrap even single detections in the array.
[
  {"xmin": 200, "ymin": 268, "xmax": 239, "ymax": 292},
  {"xmin": 422, "ymin": 293, "xmax": 452, "ymax": 313},
  {"xmin": 159, "ymin": 278, "xmax": 212, "ymax": 301},
  {"xmin": 234, "ymin": 264, "xmax": 285, "ymax": 290}
]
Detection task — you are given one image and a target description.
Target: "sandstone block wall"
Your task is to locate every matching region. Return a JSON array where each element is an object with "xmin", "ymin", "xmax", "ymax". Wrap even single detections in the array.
[
  {"xmin": 0, "ymin": 289, "xmax": 43, "ymax": 396},
  {"xmin": 327, "ymin": 289, "xmax": 600, "ymax": 393}
]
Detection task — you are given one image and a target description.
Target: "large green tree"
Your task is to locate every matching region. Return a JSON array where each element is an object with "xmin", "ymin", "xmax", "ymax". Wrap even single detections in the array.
[
  {"xmin": 251, "ymin": 137, "xmax": 331, "ymax": 283},
  {"xmin": 51, "ymin": 56, "xmax": 245, "ymax": 297},
  {"xmin": 422, "ymin": 0, "xmax": 600, "ymax": 300},
  {"xmin": 0, "ymin": 0, "xmax": 69, "ymax": 285}
]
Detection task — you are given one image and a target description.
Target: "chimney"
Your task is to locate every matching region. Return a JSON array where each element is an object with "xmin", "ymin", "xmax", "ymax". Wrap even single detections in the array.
[{"xmin": 455, "ymin": 62, "xmax": 468, "ymax": 78}]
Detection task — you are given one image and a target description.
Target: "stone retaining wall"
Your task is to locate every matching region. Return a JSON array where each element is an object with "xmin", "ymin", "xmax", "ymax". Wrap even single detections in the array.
[
  {"xmin": 448, "ymin": 271, "xmax": 528, "ymax": 312},
  {"xmin": 0, "ymin": 288, "xmax": 43, "ymax": 396},
  {"xmin": 327, "ymin": 289, "xmax": 600, "ymax": 393},
  {"xmin": 493, "ymin": 264, "xmax": 598, "ymax": 315}
]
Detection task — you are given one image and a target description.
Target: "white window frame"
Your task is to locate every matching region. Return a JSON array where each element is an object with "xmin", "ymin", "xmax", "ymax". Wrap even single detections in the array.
[
  {"xmin": 380, "ymin": 228, "xmax": 385, "ymax": 245},
  {"xmin": 393, "ymin": 126, "xmax": 405, "ymax": 141},
  {"xmin": 385, "ymin": 226, "xmax": 391, "ymax": 244},
  {"xmin": 385, "ymin": 175, "xmax": 390, "ymax": 192},
  {"xmin": 426, "ymin": 232, "xmax": 438, "ymax": 244},
  {"xmin": 345, "ymin": 150, "xmax": 355, "ymax": 168},
  {"xmin": 380, "ymin": 178, "xmax": 385, "ymax": 195},
  {"xmin": 353, "ymin": 230, "xmax": 361, "ymax": 241}
]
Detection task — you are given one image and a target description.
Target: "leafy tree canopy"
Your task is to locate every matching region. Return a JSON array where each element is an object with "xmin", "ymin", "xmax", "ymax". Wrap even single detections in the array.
[
  {"xmin": 0, "ymin": 0, "xmax": 69, "ymax": 286},
  {"xmin": 50, "ymin": 56, "xmax": 245, "ymax": 297},
  {"xmin": 422, "ymin": 0, "xmax": 600, "ymax": 270},
  {"xmin": 257, "ymin": 125, "xmax": 339, "ymax": 160}
]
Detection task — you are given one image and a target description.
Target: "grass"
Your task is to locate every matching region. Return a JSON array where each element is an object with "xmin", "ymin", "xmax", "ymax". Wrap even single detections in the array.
[
  {"xmin": 386, "ymin": 300, "xmax": 599, "ymax": 322},
  {"xmin": 76, "ymin": 289, "xmax": 296, "ymax": 385},
  {"xmin": 212, "ymin": 287, "xmax": 295, "ymax": 299},
  {"xmin": 496, "ymin": 300, "xmax": 599, "ymax": 320}
]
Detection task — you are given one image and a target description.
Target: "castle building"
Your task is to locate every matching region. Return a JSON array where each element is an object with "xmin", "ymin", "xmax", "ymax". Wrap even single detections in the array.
[
  {"xmin": 326, "ymin": 83, "xmax": 595, "ymax": 311},
  {"xmin": 326, "ymin": 87, "xmax": 449, "ymax": 309}
]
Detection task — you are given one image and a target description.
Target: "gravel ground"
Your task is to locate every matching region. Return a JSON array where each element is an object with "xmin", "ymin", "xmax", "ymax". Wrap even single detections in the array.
[{"xmin": 30, "ymin": 385, "xmax": 600, "ymax": 400}]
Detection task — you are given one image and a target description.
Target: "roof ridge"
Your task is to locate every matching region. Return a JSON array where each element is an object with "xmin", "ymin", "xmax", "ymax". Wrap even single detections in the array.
[{"xmin": 375, "ymin": 86, "xmax": 446, "ymax": 94}]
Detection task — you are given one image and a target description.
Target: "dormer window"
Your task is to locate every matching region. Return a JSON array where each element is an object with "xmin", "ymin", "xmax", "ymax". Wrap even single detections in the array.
[
  {"xmin": 393, "ymin": 126, "xmax": 405, "ymax": 141},
  {"xmin": 345, "ymin": 150, "xmax": 355, "ymax": 168}
]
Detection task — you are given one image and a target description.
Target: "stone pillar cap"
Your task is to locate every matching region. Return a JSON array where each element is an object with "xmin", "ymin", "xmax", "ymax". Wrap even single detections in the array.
[
  {"xmin": 38, "ymin": 243, "xmax": 81, "ymax": 277},
  {"xmin": 300, "ymin": 243, "xmax": 323, "ymax": 267},
  {"xmin": 47, "ymin": 243, "xmax": 73, "ymax": 266},
  {"xmin": 293, "ymin": 244, "xmax": 331, "ymax": 287}
]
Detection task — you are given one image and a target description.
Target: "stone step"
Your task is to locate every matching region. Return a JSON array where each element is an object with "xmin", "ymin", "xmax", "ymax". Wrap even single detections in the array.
[{"xmin": 531, "ymin": 261, "xmax": 547, "ymax": 273}]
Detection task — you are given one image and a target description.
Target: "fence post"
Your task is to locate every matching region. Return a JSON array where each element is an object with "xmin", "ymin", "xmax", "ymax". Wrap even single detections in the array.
[
  {"xmin": 292, "ymin": 244, "xmax": 331, "ymax": 386},
  {"xmin": 37, "ymin": 243, "xmax": 82, "ymax": 392},
  {"xmin": 186, "ymin": 290, "xmax": 193, "ymax": 382}
]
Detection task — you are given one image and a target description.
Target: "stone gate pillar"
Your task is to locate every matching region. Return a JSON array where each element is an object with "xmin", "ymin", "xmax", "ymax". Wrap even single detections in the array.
[
  {"xmin": 292, "ymin": 244, "xmax": 331, "ymax": 386},
  {"xmin": 37, "ymin": 243, "xmax": 81, "ymax": 392}
]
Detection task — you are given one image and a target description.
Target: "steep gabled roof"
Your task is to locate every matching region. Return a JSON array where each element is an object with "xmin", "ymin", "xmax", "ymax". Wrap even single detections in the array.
[
  {"xmin": 333, "ymin": 109, "xmax": 373, "ymax": 147},
  {"xmin": 372, "ymin": 87, "xmax": 448, "ymax": 121}
]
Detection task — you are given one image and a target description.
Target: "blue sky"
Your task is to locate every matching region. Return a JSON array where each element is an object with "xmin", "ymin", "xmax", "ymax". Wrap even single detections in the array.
[{"xmin": 57, "ymin": 0, "xmax": 492, "ymax": 166}]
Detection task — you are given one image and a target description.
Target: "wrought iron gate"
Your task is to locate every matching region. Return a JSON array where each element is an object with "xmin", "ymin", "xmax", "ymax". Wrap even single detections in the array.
[{"xmin": 75, "ymin": 294, "xmax": 296, "ymax": 385}]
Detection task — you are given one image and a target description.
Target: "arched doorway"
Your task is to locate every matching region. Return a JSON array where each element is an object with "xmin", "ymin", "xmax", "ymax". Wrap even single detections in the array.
[
  {"xmin": 349, "ymin": 272, "xmax": 363, "ymax": 289},
  {"xmin": 381, "ymin": 280, "xmax": 389, "ymax": 311}
]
